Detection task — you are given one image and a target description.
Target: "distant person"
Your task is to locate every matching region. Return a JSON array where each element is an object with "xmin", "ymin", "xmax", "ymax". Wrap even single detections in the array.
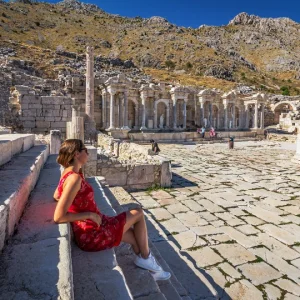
[
  {"xmin": 209, "ymin": 127, "xmax": 216, "ymax": 139},
  {"xmin": 201, "ymin": 126, "xmax": 206, "ymax": 138},
  {"xmin": 150, "ymin": 139, "xmax": 160, "ymax": 154}
]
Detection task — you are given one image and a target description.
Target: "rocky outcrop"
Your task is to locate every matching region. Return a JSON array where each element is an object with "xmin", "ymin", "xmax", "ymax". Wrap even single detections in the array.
[
  {"xmin": 229, "ymin": 12, "xmax": 298, "ymax": 27},
  {"xmin": 58, "ymin": 0, "xmax": 102, "ymax": 13},
  {"xmin": 204, "ymin": 65, "xmax": 234, "ymax": 81}
]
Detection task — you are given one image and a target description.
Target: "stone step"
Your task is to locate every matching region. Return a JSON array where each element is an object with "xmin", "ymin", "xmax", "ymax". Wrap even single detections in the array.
[
  {"xmin": 101, "ymin": 182, "xmax": 186, "ymax": 300},
  {"xmin": 0, "ymin": 144, "xmax": 49, "ymax": 252},
  {"xmin": 72, "ymin": 177, "xmax": 132, "ymax": 300},
  {"xmin": 104, "ymin": 184, "xmax": 219, "ymax": 300},
  {"xmin": 0, "ymin": 133, "xmax": 35, "ymax": 166},
  {"xmin": 0, "ymin": 155, "xmax": 73, "ymax": 299}
]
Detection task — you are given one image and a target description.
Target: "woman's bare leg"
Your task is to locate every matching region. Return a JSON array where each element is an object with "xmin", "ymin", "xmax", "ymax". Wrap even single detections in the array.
[
  {"xmin": 121, "ymin": 228, "xmax": 140, "ymax": 255},
  {"xmin": 122, "ymin": 208, "xmax": 149, "ymax": 258}
]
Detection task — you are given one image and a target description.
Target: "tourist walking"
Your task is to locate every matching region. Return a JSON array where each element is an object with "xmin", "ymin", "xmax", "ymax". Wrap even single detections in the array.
[{"xmin": 53, "ymin": 139, "xmax": 170, "ymax": 281}]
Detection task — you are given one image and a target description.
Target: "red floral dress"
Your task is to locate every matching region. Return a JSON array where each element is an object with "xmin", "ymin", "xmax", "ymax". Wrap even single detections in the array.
[{"xmin": 57, "ymin": 171, "xmax": 126, "ymax": 252}]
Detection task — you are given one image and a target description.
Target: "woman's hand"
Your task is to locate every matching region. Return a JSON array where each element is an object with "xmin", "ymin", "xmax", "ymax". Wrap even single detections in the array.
[{"xmin": 88, "ymin": 212, "xmax": 102, "ymax": 226}]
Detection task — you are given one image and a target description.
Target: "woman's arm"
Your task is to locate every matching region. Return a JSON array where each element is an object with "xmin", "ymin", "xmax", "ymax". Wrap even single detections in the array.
[
  {"xmin": 54, "ymin": 174, "xmax": 93, "ymax": 223},
  {"xmin": 53, "ymin": 187, "xmax": 60, "ymax": 201}
]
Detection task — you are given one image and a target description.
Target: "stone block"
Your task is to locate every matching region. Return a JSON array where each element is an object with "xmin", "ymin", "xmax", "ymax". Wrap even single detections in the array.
[
  {"xmin": 185, "ymin": 246, "xmax": 223, "ymax": 268},
  {"xmin": 36, "ymin": 121, "xmax": 50, "ymax": 128},
  {"xmin": 127, "ymin": 165, "xmax": 154, "ymax": 185},
  {"xmin": 212, "ymin": 244, "xmax": 256, "ymax": 266},
  {"xmin": 238, "ymin": 262, "xmax": 281, "ymax": 285},
  {"xmin": 160, "ymin": 160, "xmax": 172, "ymax": 187},
  {"xmin": 0, "ymin": 140, "xmax": 12, "ymax": 166},
  {"xmin": 1, "ymin": 237, "xmax": 73, "ymax": 300},
  {"xmin": 50, "ymin": 130, "xmax": 61, "ymax": 155},
  {"xmin": 99, "ymin": 167, "xmax": 127, "ymax": 186},
  {"xmin": 0, "ymin": 205, "xmax": 8, "ymax": 252}
]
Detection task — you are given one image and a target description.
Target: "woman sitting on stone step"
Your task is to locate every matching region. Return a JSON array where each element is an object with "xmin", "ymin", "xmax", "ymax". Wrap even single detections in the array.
[{"xmin": 53, "ymin": 139, "xmax": 170, "ymax": 281}]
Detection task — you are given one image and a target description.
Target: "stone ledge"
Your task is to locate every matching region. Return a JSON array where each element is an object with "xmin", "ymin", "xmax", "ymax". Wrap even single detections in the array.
[
  {"xmin": 0, "ymin": 144, "xmax": 49, "ymax": 252},
  {"xmin": 0, "ymin": 155, "xmax": 73, "ymax": 300},
  {"xmin": 72, "ymin": 177, "xmax": 132, "ymax": 300},
  {"xmin": 0, "ymin": 133, "xmax": 35, "ymax": 167}
]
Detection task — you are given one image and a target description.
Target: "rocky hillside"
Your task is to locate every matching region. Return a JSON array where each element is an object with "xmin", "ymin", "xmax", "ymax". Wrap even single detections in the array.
[{"xmin": 0, "ymin": 0, "xmax": 300, "ymax": 94}]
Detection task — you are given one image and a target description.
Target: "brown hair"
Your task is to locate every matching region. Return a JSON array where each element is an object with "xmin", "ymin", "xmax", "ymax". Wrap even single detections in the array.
[{"xmin": 57, "ymin": 139, "xmax": 84, "ymax": 168}]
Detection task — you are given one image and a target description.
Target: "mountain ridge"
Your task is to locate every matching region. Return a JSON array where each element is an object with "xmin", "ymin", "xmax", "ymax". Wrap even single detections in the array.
[{"xmin": 0, "ymin": 0, "xmax": 299, "ymax": 94}]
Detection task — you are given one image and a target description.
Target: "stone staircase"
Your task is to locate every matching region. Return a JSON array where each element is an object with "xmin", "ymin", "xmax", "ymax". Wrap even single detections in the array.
[{"xmin": 0, "ymin": 134, "xmax": 217, "ymax": 299}]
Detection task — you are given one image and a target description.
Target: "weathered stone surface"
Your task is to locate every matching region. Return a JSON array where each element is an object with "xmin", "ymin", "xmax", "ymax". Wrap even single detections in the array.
[
  {"xmin": 218, "ymin": 262, "xmax": 242, "ymax": 279},
  {"xmin": 172, "ymin": 230, "xmax": 197, "ymax": 250},
  {"xmin": 264, "ymin": 284, "xmax": 282, "ymax": 300},
  {"xmin": 185, "ymin": 247, "xmax": 223, "ymax": 268},
  {"xmin": 213, "ymin": 244, "xmax": 256, "ymax": 266},
  {"xmin": 238, "ymin": 262, "xmax": 281, "ymax": 285},
  {"xmin": 274, "ymin": 279, "xmax": 300, "ymax": 296},
  {"xmin": 225, "ymin": 280, "xmax": 263, "ymax": 300},
  {"xmin": 259, "ymin": 224, "xmax": 300, "ymax": 245},
  {"xmin": 166, "ymin": 203, "xmax": 189, "ymax": 214},
  {"xmin": 149, "ymin": 208, "xmax": 173, "ymax": 221},
  {"xmin": 175, "ymin": 211, "xmax": 208, "ymax": 227},
  {"xmin": 160, "ymin": 218, "xmax": 188, "ymax": 234},
  {"xmin": 250, "ymin": 247, "xmax": 300, "ymax": 284}
]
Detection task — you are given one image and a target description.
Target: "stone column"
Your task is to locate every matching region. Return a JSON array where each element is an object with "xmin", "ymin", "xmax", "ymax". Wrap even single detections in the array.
[
  {"xmin": 123, "ymin": 91, "xmax": 129, "ymax": 129},
  {"xmin": 200, "ymin": 102, "xmax": 204, "ymax": 127},
  {"xmin": 208, "ymin": 102, "xmax": 212, "ymax": 127},
  {"xmin": 292, "ymin": 132, "xmax": 300, "ymax": 162},
  {"xmin": 85, "ymin": 46, "xmax": 95, "ymax": 122},
  {"xmin": 108, "ymin": 92, "xmax": 115, "ymax": 130},
  {"xmin": 245, "ymin": 105, "xmax": 249, "ymax": 129},
  {"xmin": 260, "ymin": 104, "xmax": 265, "ymax": 129},
  {"xmin": 134, "ymin": 105, "xmax": 139, "ymax": 129},
  {"xmin": 224, "ymin": 103, "xmax": 228, "ymax": 130},
  {"xmin": 254, "ymin": 102, "xmax": 258, "ymax": 129},
  {"xmin": 50, "ymin": 130, "xmax": 62, "ymax": 155},
  {"xmin": 154, "ymin": 103, "xmax": 158, "ymax": 129},
  {"xmin": 183, "ymin": 100, "xmax": 187, "ymax": 129},
  {"xmin": 101, "ymin": 91, "xmax": 106, "ymax": 129},
  {"xmin": 118, "ymin": 96, "xmax": 122, "ymax": 128},
  {"xmin": 232, "ymin": 105, "xmax": 236, "ymax": 129},
  {"xmin": 166, "ymin": 106, "xmax": 170, "ymax": 128},
  {"xmin": 172, "ymin": 96, "xmax": 177, "ymax": 129},
  {"xmin": 217, "ymin": 107, "xmax": 220, "ymax": 129},
  {"xmin": 140, "ymin": 92, "xmax": 147, "ymax": 130},
  {"xmin": 238, "ymin": 106, "xmax": 244, "ymax": 129}
]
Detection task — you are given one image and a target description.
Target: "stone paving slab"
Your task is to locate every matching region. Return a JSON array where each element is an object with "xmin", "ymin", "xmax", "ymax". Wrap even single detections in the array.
[
  {"xmin": 238, "ymin": 262, "xmax": 281, "ymax": 285},
  {"xmin": 135, "ymin": 142, "xmax": 300, "ymax": 299}
]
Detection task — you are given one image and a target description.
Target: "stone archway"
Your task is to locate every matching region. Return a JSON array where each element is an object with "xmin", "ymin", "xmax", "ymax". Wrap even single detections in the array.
[
  {"xmin": 128, "ymin": 99, "xmax": 138, "ymax": 129},
  {"xmin": 154, "ymin": 99, "xmax": 170, "ymax": 129},
  {"xmin": 186, "ymin": 99, "xmax": 196, "ymax": 129},
  {"xmin": 212, "ymin": 105, "xmax": 219, "ymax": 128},
  {"xmin": 273, "ymin": 102, "xmax": 296, "ymax": 125},
  {"xmin": 156, "ymin": 102, "xmax": 167, "ymax": 128},
  {"xmin": 235, "ymin": 106, "xmax": 240, "ymax": 128}
]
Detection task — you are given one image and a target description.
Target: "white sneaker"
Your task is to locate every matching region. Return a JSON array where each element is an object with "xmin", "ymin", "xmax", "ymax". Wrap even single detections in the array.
[
  {"xmin": 150, "ymin": 270, "xmax": 171, "ymax": 281},
  {"xmin": 134, "ymin": 252, "xmax": 163, "ymax": 272}
]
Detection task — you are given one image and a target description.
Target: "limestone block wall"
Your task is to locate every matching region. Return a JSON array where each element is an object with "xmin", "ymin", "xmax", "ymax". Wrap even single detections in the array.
[
  {"xmin": 97, "ymin": 132, "xmax": 172, "ymax": 189},
  {"xmin": 14, "ymin": 86, "xmax": 72, "ymax": 134},
  {"xmin": 97, "ymin": 154, "xmax": 162, "ymax": 189}
]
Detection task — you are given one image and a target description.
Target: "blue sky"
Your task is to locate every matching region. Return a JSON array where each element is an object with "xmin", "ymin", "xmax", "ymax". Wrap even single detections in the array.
[{"xmin": 50, "ymin": 0, "xmax": 300, "ymax": 27}]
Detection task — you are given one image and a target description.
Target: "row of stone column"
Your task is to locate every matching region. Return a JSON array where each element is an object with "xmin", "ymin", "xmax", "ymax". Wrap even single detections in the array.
[{"xmin": 100, "ymin": 91, "xmax": 265, "ymax": 131}]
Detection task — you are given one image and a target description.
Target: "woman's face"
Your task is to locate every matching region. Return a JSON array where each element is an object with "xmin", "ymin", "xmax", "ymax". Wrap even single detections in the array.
[{"xmin": 76, "ymin": 147, "xmax": 89, "ymax": 165}]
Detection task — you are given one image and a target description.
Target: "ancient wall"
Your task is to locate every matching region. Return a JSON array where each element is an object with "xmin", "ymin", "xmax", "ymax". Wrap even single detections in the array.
[
  {"xmin": 12, "ymin": 85, "xmax": 72, "ymax": 135},
  {"xmin": 97, "ymin": 132, "xmax": 172, "ymax": 189}
]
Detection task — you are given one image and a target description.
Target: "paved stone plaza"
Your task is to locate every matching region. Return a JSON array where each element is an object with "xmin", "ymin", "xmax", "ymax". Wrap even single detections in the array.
[{"xmin": 131, "ymin": 141, "xmax": 300, "ymax": 299}]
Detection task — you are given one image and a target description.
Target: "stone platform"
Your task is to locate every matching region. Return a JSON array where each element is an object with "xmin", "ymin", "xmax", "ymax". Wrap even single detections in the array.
[{"xmin": 126, "ymin": 130, "xmax": 264, "ymax": 142}]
